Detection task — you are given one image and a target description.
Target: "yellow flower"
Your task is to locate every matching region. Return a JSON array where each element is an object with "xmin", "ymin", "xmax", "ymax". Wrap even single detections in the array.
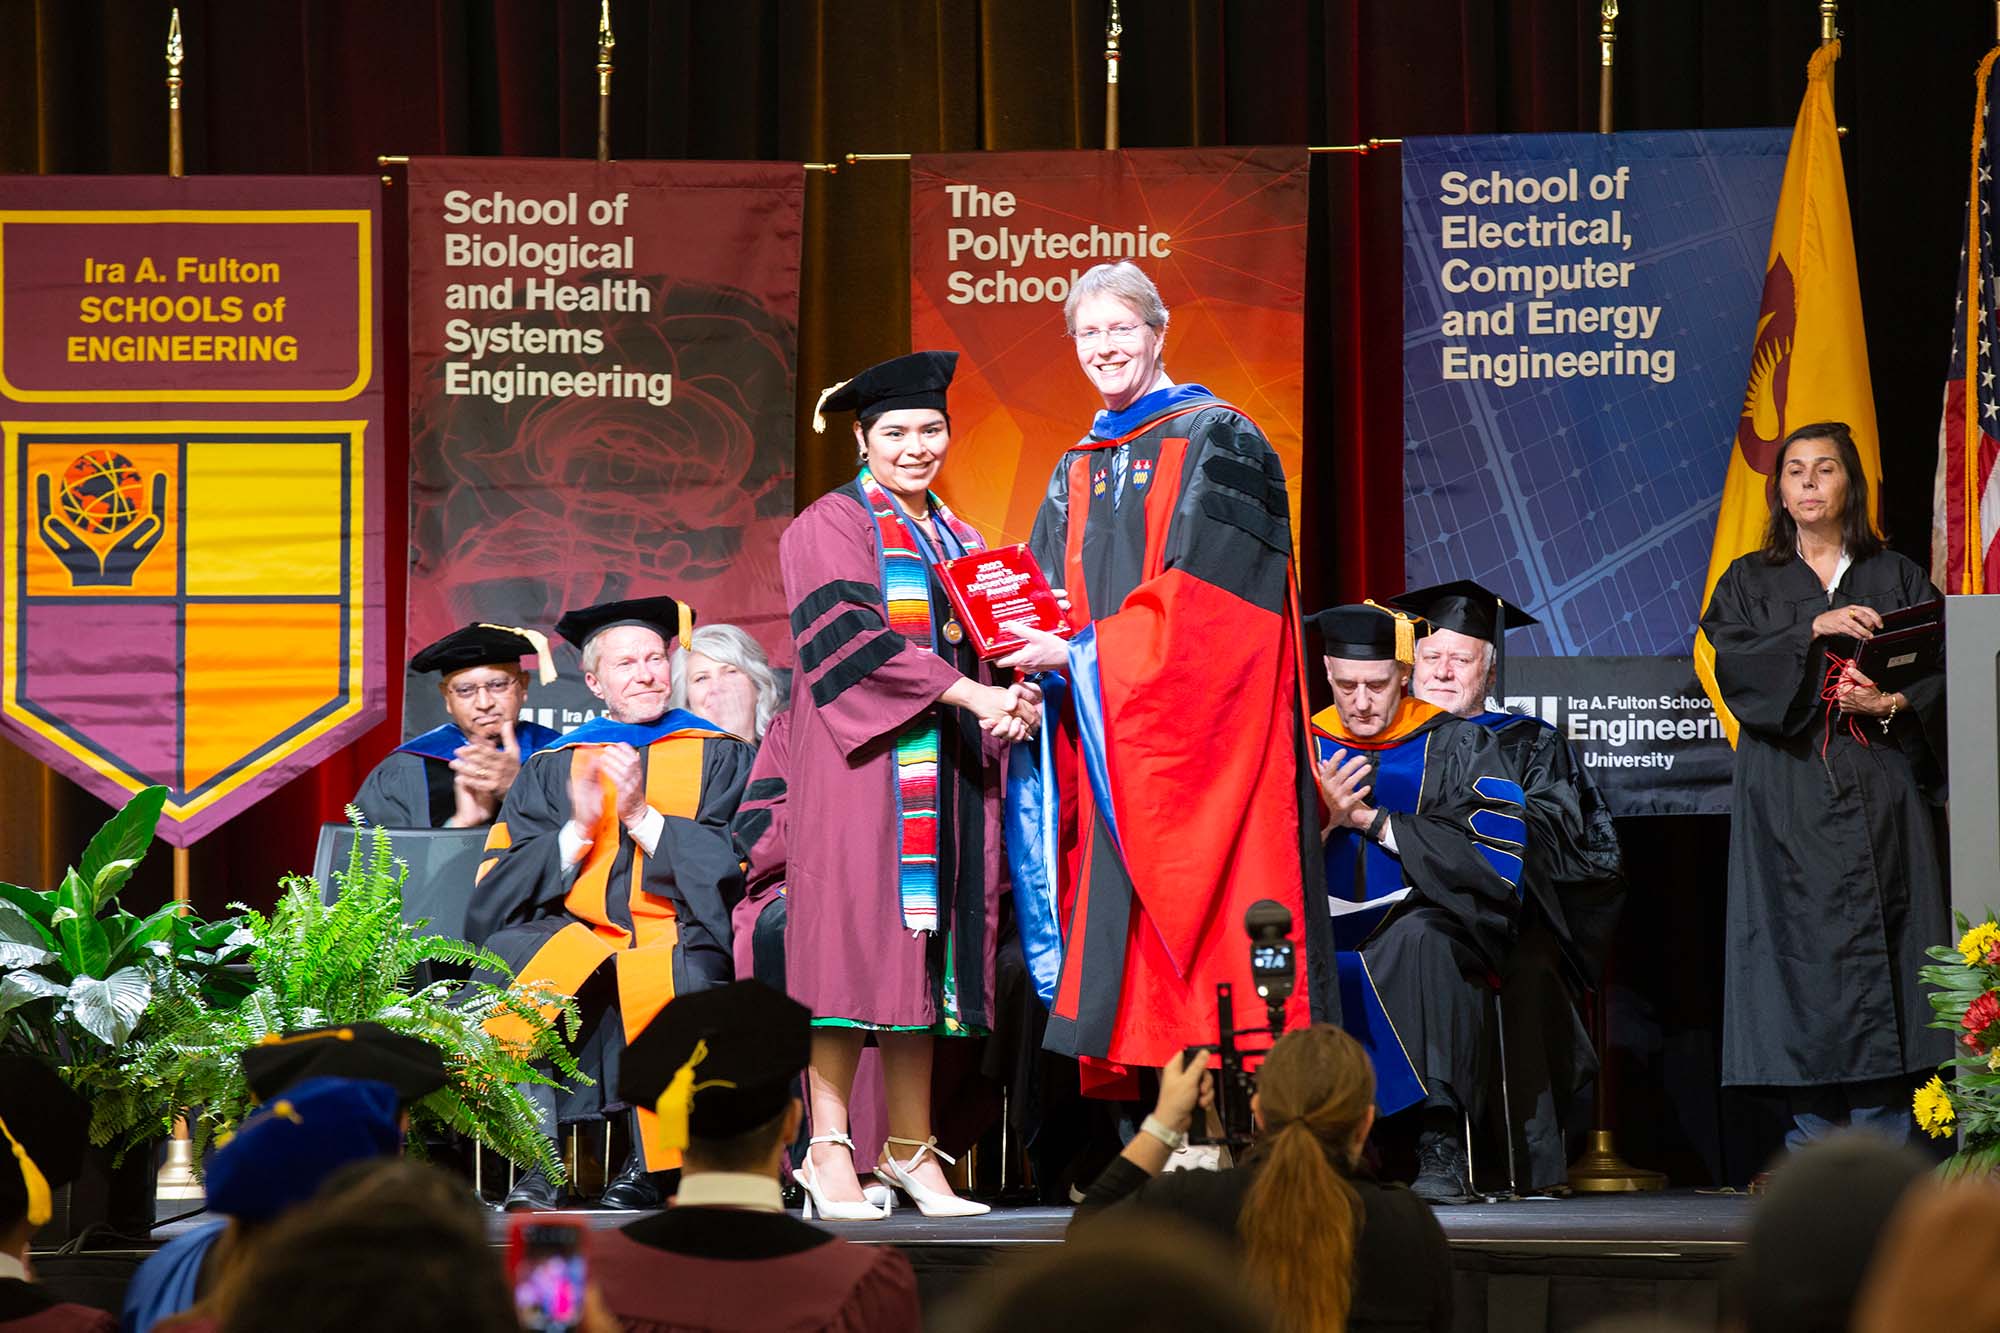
[
  {"xmin": 1959, "ymin": 922, "xmax": 2000, "ymax": 967},
  {"xmin": 1914, "ymin": 1075, "xmax": 1956, "ymax": 1140}
]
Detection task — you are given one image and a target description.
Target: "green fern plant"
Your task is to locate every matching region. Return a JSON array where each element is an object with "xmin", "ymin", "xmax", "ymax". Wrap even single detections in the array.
[{"xmin": 92, "ymin": 818, "xmax": 586, "ymax": 1185}]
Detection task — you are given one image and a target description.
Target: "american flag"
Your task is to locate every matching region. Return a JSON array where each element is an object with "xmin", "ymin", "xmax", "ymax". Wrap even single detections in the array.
[{"xmin": 1934, "ymin": 46, "xmax": 2000, "ymax": 595}]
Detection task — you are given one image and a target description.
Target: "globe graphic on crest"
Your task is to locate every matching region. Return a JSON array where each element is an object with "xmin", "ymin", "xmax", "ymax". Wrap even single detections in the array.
[{"xmin": 58, "ymin": 451, "xmax": 145, "ymax": 537}]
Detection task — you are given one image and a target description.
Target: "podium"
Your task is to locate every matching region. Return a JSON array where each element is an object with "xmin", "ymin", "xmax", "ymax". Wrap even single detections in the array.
[{"xmin": 1947, "ymin": 596, "xmax": 2000, "ymax": 927}]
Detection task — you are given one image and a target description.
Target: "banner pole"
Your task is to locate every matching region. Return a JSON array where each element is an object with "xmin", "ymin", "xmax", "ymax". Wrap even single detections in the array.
[
  {"xmin": 166, "ymin": 9, "xmax": 184, "ymax": 178},
  {"xmin": 596, "ymin": 1, "xmax": 615, "ymax": 164},
  {"xmin": 156, "ymin": 843, "xmax": 201, "ymax": 1200},
  {"xmin": 1598, "ymin": 1, "xmax": 1618, "ymax": 134},
  {"xmin": 1104, "ymin": 0, "xmax": 1121, "ymax": 150}
]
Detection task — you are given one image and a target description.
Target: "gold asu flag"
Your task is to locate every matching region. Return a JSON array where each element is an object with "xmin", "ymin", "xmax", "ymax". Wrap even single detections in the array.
[{"xmin": 1692, "ymin": 40, "xmax": 1880, "ymax": 748}]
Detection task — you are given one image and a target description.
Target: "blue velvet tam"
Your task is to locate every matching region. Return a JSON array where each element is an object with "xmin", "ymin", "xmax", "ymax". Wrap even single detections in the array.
[{"xmin": 204, "ymin": 1076, "xmax": 402, "ymax": 1222}]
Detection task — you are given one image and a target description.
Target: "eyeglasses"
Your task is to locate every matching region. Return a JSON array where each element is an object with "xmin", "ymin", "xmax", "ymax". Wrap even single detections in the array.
[
  {"xmin": 1068, "ymin": 323, "xmax": 1152, "ymax": 348},
  {"xmin": 446, "ymin": 680, "xmax": 521, "ymax": 702}
]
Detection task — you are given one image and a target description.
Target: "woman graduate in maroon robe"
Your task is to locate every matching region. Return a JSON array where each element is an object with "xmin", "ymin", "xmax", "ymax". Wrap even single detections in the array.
[{"xmin": 778, "ymin": 351, "xmax": 1037, "ymax": 1220}]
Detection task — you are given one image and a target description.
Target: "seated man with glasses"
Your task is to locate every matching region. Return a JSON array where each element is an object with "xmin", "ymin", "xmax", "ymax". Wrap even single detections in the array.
[{"xmin": 354, "ymin": 623, "xmax": 565, "ymax": 829}]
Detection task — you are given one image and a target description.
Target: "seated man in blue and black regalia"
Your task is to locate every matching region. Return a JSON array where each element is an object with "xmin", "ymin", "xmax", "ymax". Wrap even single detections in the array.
[
  {"xmin": 1389, "ymin": 579, "xmax": 1626, "ymax": 1193},
  {"xmin": 1306, "ymin": 602, "xmax": 1527, "ymax": 1204},
  {"xmin": 353, "ymin": 623, "xmax": 564, "ymax": 829}
]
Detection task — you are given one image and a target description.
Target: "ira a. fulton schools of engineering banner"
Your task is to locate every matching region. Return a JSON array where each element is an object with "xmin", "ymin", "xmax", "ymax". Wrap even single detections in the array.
[
  {"xmin": 0, "ymin": 176, "xmax": 384, "ymax": 846},
  {"xmin": 403, "ymin": 158, "xmax": 803, "ymax": 735},
  {"xmin": 1402, "ymin": 132, "xmax": 1790, "ymax": 815},
  {"xmin": 911, "ymin": 149, "xmax": 1307, "ymax": 552}
]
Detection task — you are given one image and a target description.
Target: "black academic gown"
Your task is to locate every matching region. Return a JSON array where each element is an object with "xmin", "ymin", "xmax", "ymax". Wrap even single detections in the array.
[
  {"xmin": 1478, "ymin": 711, "xmax": 1626, "ymax": 1186},
  {"xmin": 1699, "ymin": 549, "xmax": 1950, "ymax": 1087},
  {"xmin": 469, "ymin": 714, "xmax": 753, "ymax": 1166},
  {"xmin": 1316, "ymin": 702, "xmax": 1527, "ymax": 1114}
]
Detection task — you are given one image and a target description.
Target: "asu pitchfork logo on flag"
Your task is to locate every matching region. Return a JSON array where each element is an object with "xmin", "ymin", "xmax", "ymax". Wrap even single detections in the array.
[{"xmin": 3, "ymin": 422, "xmax": 371, "ymax": 840}]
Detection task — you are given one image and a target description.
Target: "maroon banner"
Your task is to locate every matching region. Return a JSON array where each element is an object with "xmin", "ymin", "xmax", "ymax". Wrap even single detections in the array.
[
  {"xmin": 0, "ymin": 176, "xmax": 385, "ymax": 845},
  {"xmin": 403, "ymin": 159, "xmax": 803, "ymax": 734}
]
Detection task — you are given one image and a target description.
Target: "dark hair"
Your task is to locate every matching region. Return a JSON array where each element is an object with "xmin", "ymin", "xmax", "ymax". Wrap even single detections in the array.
[
  {"xmin": 685, "ymin": 1103, "xmax": 792, "ymax": 1173},
  {"xmin": 858, "ymin": 408, "xmax": 952, "ymax": 437},
  {"xmin": 215, "ymin": 1160, "xmax": 516, "ymax": 1333},
  {"xmin": 1760, "ymin": 421, "xmax": 1882, "ymax": 564}
]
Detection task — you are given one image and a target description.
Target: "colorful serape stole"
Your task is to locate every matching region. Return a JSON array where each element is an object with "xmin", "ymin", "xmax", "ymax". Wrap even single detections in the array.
[{"xmin": 856, "ymin": 467, "xmax": 984, "ymax": 934}]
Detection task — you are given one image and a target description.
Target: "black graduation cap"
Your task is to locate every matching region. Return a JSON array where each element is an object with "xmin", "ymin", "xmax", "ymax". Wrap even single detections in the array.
[
  {"xmin": 811, "ymin": 350, "xmax": 959, "ymax": 433},
  {"xmin": 618, "ymin": 981, "xmax": 810, "ymax": 1152},
  {"xmin": 554, "ymin": 595, "xmax": 694, "ymax": 652},
  {"xmin": 1306, "ymin": 603, "xmax": 1424, "ymax": 665},
  {"xmin": 0, "ymin": 1057, "xmax": 89, "ymax": 1227},
  {"xmin": 240, "ymin": 1023, "xmax": 451, "ymax": 1108},
  {"xmin": 1387, "ymin": 578, "xmax": 1540, "ymax": 699},
  {"xmin": 408, "ymin": 623, "xmax": 557, "ymax": 686}
]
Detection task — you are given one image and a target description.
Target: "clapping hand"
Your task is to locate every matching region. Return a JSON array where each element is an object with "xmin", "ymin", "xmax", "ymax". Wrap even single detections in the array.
[
  {"xmin": 448, "ymin": 721, "xmax": 522, "ymax": 825},
  {"xmin": 1314, "ymin": 752, "xmax": 1376, "ymax": 832},
  {"xmin": 597, "ymin": 742, "xmax": 649, "ymax": 828}
]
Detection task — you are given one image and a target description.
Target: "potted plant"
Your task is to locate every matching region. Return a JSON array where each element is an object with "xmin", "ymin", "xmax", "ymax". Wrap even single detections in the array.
[
  {"xmin": 98, "ymin": 817, "xmax": 583, "ymax": 1188},
  {"xmin": 0, "ymin": 785, "xmax": 240, "ymax": 1238},
  {"xmin": 1914, "ymin": 914, "xmax": 2000, "ymax": 1173}
]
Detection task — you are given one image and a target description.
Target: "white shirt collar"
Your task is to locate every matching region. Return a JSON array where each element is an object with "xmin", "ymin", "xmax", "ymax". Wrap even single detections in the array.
[
  {"xmin": 672, "ymin": 1171, "xmax": 783, "ymax": 1213},
  {"xmin": 1798, "ymin": 542, "xmax": 1851, "ymax": 600},
  {"xmin": 0, "ymin": 1252, "xmax": 27, "ymax": 1283}
]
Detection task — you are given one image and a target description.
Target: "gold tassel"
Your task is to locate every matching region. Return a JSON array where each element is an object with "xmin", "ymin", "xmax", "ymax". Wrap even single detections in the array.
[
  {"xmin": 0, "ymin": 1114, "xmax": 50, "ymax": 1228},
  {"xmin": 1363, "ymin": 599, "xmax": 1423, "ymax": 667},
  {"xmin": 811, "ymin": 379, "xmax": 851, "ymax": 434},
  {"xmin": 476, "ymin": 623, "xmax": 559, "ymax": 686},
  {"xmin": 677, "ymin": 601, "xmax": 695, "ymax": 648},
  {"xmin": 653, "ymin": 1038, "xmax": 739, "ymax": 1154}
]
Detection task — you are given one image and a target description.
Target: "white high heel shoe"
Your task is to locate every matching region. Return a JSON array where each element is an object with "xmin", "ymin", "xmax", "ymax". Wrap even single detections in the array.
[
  {"xmin": 793, "ymin": 1132, "xmax": 887, "ymax": 1221},
  {"xmin": 877, "ymin": 1135, "xmax": 990, "ymax": 1218}
]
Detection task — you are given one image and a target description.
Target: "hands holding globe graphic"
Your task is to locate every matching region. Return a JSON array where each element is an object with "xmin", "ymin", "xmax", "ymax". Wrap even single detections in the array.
[{"xmin": 36, "ymin": 460, "xmax": 168, "ymax": 588}]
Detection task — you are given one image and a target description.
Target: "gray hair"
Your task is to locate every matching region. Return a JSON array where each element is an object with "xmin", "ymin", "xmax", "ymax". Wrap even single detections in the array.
[
  {"xmin": 669, "ymin": 623, "xmax": 782, "ymax": 741},
  {"xmin": 1063, "ymin": 261, "xmax": 1170, "ymax": 335}
]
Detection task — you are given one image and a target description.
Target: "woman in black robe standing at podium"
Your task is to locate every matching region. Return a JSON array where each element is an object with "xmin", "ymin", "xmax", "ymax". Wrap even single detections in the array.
[{"xmin": 1699, "ymin": 420, "xmax": 1950, "ymax": 1151}]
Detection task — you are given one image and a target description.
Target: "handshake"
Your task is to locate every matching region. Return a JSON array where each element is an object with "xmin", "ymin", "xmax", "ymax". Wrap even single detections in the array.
[{"xmin": 948, "ymin": 677, "xmax": 1043, "ymax": 744}]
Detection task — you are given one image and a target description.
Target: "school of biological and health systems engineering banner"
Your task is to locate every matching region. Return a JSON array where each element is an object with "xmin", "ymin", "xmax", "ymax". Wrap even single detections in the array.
[
  {"xmin": 1402, "ymin": 132, "xmax": 1791, "ymax": 815},
  {"xmin": 0, "ymin": 175, "xmax": 385, "ymax": 844},
  {"xmin": 910, "ymin": 148, "xmax": 1307, "ymax": 553},
  {"xmin": 403, "ymin": 158, "xmax": 803, "ymax": 735}
]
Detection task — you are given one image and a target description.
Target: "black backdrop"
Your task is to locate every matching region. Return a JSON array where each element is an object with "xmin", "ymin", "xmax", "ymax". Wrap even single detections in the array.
[{"xmin": 4, "ymin": 0, "xmax": 1989, "ymax": 1184}]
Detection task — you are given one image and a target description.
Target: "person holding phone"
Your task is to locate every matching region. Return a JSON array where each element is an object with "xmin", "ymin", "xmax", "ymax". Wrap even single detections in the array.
[{"xmin": 1698, "ymin": 419, "xmax": 1950, "ymax": 1150}]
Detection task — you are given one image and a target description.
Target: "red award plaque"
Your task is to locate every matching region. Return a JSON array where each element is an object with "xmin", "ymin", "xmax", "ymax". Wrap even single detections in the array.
[{"xmin": 936, "ymin": 544, "xmax": 1074, "ymax": 660}]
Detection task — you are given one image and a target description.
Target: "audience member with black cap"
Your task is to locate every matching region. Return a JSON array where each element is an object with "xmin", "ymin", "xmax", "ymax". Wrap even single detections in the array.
[
  {"xmin": 0, "ymin": 1058, "xmax": 113, "ymax": 1333},
  {"xmin": 124, "ymin": 1078, "xmax": 405, "ymax": 1333},
  {"xmin": 590, "ymin": 980, "xmax": 921, "ymax": 1332},
  {"xmin": 471, "ymin": 593, "xmax": 755, "ymax": 1212},
  {"xmin": 1306, "ymin": 602, "xmax": 1527, "ymax": 1203},
  {"xmin": 239, "ymin": 1022, "xmax": 450, "ymax": 1115},
  {"xmin": 1389, "ymin": 579, "xmax": 1626, "ymax": 1192},
  {"xmin": 354, "ymin": 623, "xmax": 564, "ymax": 829}
]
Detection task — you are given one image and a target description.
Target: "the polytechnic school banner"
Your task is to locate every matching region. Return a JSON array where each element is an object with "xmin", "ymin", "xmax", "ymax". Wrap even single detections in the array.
[
  {"xmin": 0, "ymin": 176, "xmax": 384, "ymax": 845},
  {"xmin": 910, "ymin": 149, "xmax": 1307, "ymax": 552},
  {"xmin": 1402, "ymin": 132, "xmax": 1791, "ymax": 815},
  {"xmin": 403, "ymin": 158, "xmax": 803, "ymax": 734}
]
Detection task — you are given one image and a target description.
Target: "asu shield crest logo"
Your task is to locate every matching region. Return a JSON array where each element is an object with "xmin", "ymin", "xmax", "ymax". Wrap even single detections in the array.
[{"xmin": 3, "ymin": 421, "xmax": 376, "ymax": 844}]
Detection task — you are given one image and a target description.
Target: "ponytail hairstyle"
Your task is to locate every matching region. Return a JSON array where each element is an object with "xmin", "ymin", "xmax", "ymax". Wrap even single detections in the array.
[{"xmin": 1236, "ymin": 1025, "xmax": 1376, "ymax": 1333}]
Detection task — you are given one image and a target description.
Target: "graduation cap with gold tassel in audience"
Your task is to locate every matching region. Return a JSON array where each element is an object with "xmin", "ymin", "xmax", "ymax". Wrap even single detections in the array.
[
  {"xmin": 619, "ymin": 981, "xmax": 811, "ymax": 1152},
  {"xmin": 0, "ymin": 1058, "xmax": 88, "ymax": 1229}
]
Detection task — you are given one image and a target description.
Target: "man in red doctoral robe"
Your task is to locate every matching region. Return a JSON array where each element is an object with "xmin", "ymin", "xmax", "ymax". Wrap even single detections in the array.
[{"xmin": 1004, "ymin": 261, "xmax": 1336, "ymax": 1094}]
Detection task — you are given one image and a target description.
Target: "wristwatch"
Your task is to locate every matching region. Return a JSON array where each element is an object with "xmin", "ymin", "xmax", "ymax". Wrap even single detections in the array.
[{"xmin": 1140, "ymin": 1114, "xmax": 1188, "ymax": 1152}]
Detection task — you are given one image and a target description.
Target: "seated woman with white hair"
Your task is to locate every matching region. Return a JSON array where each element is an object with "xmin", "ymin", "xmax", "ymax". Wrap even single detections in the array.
[{"xmin": 669, "ymin": 622, "xmax": 784, "ymax": 744}]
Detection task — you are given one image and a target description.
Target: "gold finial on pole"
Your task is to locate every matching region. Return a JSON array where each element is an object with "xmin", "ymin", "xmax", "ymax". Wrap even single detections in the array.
[
  {"xmin": 1819, "ymin": 0, "xmax": 1838, "ymax": 45},
  {"xmin": 1105, "ymin": 0, "xmax": 1122, "ymax": 151},
  {"xmin": 596, "ymin": 0, "xmax": 615, "ymax": 164},
  {"xmin": 1598, "ymin": 1, "xmax": 1618, "ymax": 134},
  {"xmin": 166, "ymin": 8, "xmax": 185, "ymax": 178}
]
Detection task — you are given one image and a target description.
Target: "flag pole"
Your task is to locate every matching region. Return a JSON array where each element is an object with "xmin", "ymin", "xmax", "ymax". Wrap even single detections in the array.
[
  {"xmin": 166, "ymin": 9, "xmax": 184, "ymax": 178},
  {"xmin": 596, "ymin": 1, "xmax": 615, "ymax": 164},
  {"xmin": 1598, "ymin": 1, "xmax": 1618, "ymax": 134},
  {"xmin": 1104, "ymin": 0, "xmax": 1122, "ymax": 151},
  {"xmin": 1821, "ymin": 0, "xmax": 1838, "ymax": 46},
  {"xmin": 158, "ymin": 5, "xmax": 203, "ymax": 1205}
]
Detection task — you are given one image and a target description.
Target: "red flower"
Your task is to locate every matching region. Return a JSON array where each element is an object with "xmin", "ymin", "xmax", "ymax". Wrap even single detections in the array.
[
  {"xmin": 1962, "ymin": 990, "xmax": 2000, "ymax": 1051},
  {"xmin": 1987, "ymin": 940, "xmax": 2000, "ymax": 965}
]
